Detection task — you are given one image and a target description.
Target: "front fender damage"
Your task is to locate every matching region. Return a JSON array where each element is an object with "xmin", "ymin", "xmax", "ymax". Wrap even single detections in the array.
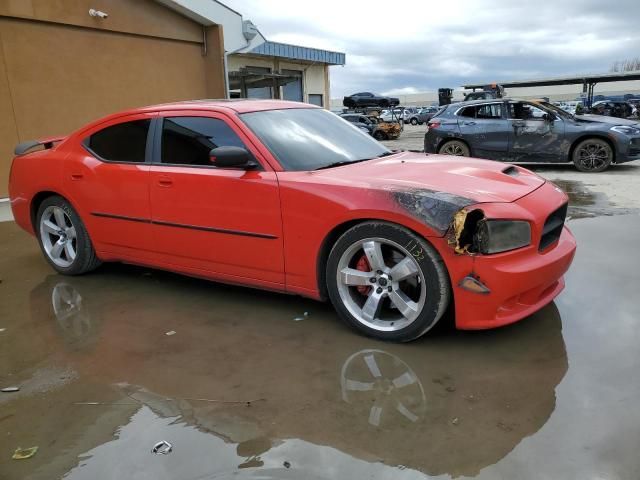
[{"xmin": 447, "ymin": 208, "xmax": 486, "ymax": 254}]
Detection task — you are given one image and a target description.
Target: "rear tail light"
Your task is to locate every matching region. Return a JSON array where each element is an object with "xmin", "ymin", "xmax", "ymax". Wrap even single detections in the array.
[{"xmin": 426, "ymin": 121, "xmax": 440, "ymax": 131}]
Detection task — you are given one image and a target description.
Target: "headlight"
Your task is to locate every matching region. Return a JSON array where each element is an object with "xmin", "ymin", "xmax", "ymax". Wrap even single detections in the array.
[
  {"xmin": 474, "ymin": 220, "xmax": 531, "ymax": 254},
  {"xmin": 610, "ymin": 125, "xmax": 640, "ymax": 135}
]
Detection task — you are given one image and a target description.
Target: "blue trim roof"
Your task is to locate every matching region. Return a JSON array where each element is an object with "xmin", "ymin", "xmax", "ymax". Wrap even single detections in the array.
[{"xmin": 250, "ymin": 41, "xmax": 345, "ymax": 66}]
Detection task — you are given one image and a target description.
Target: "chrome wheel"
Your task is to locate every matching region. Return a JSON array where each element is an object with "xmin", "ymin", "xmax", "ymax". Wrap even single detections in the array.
[
  {"xmin": 575, "ymin": 141, "xmax": 612, "ymax": 171},
  {"xmin": 336, "ymin": 238, "xmax": 426, "ymax": 332},
  {"xmin": 39, "ymin": 206, "xmax": 77, "ymax": 268}
]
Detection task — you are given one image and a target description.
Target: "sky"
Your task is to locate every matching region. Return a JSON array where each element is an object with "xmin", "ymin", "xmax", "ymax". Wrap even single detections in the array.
[{"xmin": 227, "ymin": 0, "xmax": 640, "ymax": 98}]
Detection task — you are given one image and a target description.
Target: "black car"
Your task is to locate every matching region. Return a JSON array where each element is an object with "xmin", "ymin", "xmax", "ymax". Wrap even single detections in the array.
[
  {"xmin": 343, "ymin": 92, "xmax": 400, "ymax": 109},
  {"xmin": 589, "ymin": 100, "xmax": 635, "ymax": 119},
  {"xmin": 424, "ymin": 98, "xmax": 640, "ymax": 172}
]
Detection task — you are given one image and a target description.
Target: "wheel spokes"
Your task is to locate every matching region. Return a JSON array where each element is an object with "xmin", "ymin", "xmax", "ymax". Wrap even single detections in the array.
[
  {"xmin": 42, "ymin": 220, "xmax": 60, "ymax": 236},
  {"xmin": 53, "ymin": 207, "xmax": 67, "ymax": 229},
  {"xmin": 361, "ymin": 291, "xmax": 384, "ymax": 323},
  {"xmin": 388, "ymin": 289, "xmax": 420, "ymax": 321},
  {"xmin": 362, "ymin": 240, "xmax": 385, "ymax": 271},
  {"xmin": 389, "ymin": 257, "xmax": 419, "ymax": 282},
  {"xmin": 340, "ymin": 268, "xmax": 372, "ymax": 286},
  {"xmin": 50, "ymin": 239, "xmax": 65, "ymax": 260}
]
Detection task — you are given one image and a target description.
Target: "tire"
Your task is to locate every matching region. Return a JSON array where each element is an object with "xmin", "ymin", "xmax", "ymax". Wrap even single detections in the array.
[
  {"xmin": 438, "ymin": 140, "xmax": 471, "ymax": 156},
  {"xmin": 410, "ymin": 118, "xmax": 418, "ymax": 125},
  {"xmin": 373, "ymin": 130, "xmax": 387, "ymax": 141},
  {"xmin": 35, "ymin": 195, "xmax": 101, "ymax": 275},
  {"xmin": 326, "ymin": 222, "xmax": 451, "ymax": 342},
  {"xmin": 572, "ymin": 138, "xmax": 613, "ymax": 172}
]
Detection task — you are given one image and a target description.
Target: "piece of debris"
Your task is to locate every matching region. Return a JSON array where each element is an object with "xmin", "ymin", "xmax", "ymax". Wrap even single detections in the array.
[
  {"xmin": 152, "ymin": 440, "xmax": 173, "ymax": 455},
  {"xmin": 283, "ymin": 461, "xmax": 291, "ymax": 469},
  {"xmin": 165, "ymin": 330, "xmax": 176, "ymax": 336},
  {"xmin": 451, "ymin": 417, "xmax": 459, "ymax": 426},
  {"xmin": 0, "ymin": 328, "xmax": 6, "ymax": 333},
  {"xmin": 497, "ymin": 421, "xmax": 514, "ymax": 432},
  {"xmin": 445, "ymin": 386, "xmax": 456, "ymax": 393},
  {"xmin": 293, "ymin": 312, "xmax": 309, "ymax": 321},
  {"xmin": 1, "ymin": 387, "xmax": 20, "ymax": 393},
  {"xmin": 182, "ymin": 397, "xmax": 265, "ymax": 407},
  {"xmin": 12, "ymin": 446, "xmax": 38, "ymax": 460}
]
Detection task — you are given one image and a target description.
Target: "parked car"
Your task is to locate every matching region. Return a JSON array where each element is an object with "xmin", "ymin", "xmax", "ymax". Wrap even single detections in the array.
[
  {"xmin": 424, "ymin": 98, "xmax": 640, "ymax": 172},
  {"xmin": 589, "ymin": 100, "xmax": 635, "ymax": 119},
  {"xmin": 379, "ymin": 108, "xmax": 404, "ymax": 122},
  {"xmin": 9, "ymin": 100, "xmax": 575, "ymax": 342},
  {"xmin": 340, "ymin": 113, "xmax": 398, "ymax": 140},
  {"xmin": 343, "ymin": 92, "xmax": 400, "ymax": 109},
  {"xmin": 407, "ymin": 106, "xmax": 440, "ymax": 125}
]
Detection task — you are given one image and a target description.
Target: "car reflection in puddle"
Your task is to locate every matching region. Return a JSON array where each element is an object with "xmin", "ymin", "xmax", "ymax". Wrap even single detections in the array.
[{"xmin": 3, "ymin": 270, "xmax": 568, "ymax": 479}]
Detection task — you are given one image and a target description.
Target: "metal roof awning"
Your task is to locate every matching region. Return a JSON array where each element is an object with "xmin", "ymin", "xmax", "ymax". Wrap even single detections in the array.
[
  {"xmin": 249, "ymin": 41, "xmax": 345, "ymax": 66},
  {"xmin": 463, "ymin": 70, "xmax": 640, "ymax": 89}
]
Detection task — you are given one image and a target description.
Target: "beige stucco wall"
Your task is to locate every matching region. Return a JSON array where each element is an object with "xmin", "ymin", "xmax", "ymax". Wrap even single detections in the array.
[{"xmin": 228, "ymin": 54, "xmax": 330, "ymax": 106}]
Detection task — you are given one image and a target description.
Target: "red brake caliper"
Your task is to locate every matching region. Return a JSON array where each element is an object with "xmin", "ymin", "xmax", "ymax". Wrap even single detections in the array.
[{"xmin": 355, "ymin": 255, "xmax": 371, "ymax": 295}]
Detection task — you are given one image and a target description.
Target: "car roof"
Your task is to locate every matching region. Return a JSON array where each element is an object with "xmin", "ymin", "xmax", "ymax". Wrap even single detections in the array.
[{"xmin": 131, "ymin": 99, "xmax": 318, "ymax": 115}]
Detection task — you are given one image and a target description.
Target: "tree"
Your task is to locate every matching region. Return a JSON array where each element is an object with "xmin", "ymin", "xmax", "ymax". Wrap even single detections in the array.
[{"xmin": 610, "ymin": 58, "xmax": 640, "ymax": 72}]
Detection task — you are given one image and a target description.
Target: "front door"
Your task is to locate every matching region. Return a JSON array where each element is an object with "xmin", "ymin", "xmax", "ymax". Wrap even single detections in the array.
[
  {"xmin": 148, "ymin": 113, "xmax": 284, "ymax": 287},
  {"xmin": 507, "ymin": 101, "xmax": 565, "ymax": 162},
  {"xmin": 456, "ymin": 102, "xmax": 510, "ymax": 160}
]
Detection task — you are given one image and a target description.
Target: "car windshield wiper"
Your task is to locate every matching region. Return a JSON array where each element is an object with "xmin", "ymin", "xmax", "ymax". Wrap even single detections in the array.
[{"xmin": 314, "ymin": 151, "xmax": 396, "ymax": 170}]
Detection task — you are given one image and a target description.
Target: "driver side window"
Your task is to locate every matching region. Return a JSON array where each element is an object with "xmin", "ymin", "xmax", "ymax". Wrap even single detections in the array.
[
  {"xmin": 509, "ymin": 103, "xmax": 547, "ymax": 120},
  {"xmin": 160, "ymin": 117, "xmax": 254, "ymax": 166}
]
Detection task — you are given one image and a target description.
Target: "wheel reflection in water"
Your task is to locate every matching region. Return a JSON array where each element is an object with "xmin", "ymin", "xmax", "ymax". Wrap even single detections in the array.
[{"xmin": 340, "ymin": 349, "xmax": 426, "ymax": 427}]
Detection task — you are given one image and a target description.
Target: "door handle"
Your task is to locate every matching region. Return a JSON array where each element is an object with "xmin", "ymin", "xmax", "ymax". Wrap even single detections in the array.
[
  {"xmin": 462, "ymin": 121, "xmax": 476, "ymax": 126},
  {"xmin": 157, "ymin": 177, "xmax": 173, "ymax": 187},
  {"xmin": 70, "ymin": 173, "xmax": 83, "ymax": 180}
]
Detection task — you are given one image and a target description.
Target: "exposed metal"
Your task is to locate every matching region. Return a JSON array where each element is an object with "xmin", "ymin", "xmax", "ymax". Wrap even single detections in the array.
[{"xmin": 391, "ymin": 189, "xmax": 476, "ymax": 234}]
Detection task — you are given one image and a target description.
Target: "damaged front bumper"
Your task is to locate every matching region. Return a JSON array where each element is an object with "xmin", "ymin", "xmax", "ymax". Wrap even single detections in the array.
[{"xmin": 441, "ymin": 181, "xmax": 577, "ymax": 329}]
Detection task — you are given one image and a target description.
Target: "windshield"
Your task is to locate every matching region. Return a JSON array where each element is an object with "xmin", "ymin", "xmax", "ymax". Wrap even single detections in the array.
[
  {"xmin": 539, "ymin": 101, "xmax": 575, "ymax": 120},
  {"xmin": 241, "ymin": 108, "xmax": 390, "ymax": 171}
]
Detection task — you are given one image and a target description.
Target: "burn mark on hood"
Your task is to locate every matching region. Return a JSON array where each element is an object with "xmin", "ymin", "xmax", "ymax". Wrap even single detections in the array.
[{"xmin": 391, "ymin": 189, "xmax": 476, "ymax": 234}]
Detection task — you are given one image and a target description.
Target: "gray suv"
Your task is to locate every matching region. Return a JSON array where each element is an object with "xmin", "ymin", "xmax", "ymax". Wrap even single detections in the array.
[{"xmin": 424, "ymin": 98, "xmax": 640, "ymax": 172}]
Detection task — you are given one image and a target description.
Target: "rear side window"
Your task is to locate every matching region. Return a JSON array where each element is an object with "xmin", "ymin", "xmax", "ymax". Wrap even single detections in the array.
[
  {"xmin": 160, "ymin": 116, "xmax": 252, "ymax": 166},
  {"xmin": 87, "ymin": 119, "xmax": 150, "ymax": 163},
  {"xmin": 458, "ymin": 104, "xmax": 502, "ymax": 119}
]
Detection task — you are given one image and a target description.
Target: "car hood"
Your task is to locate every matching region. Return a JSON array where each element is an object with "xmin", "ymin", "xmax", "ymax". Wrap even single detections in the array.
[
  {"xmin": 576, "ymin": 114, "xmax": 639, "ymax": 126},
  {"xmin": 311, "ymin": 152, "xmax": 545, "ymax": 204}
]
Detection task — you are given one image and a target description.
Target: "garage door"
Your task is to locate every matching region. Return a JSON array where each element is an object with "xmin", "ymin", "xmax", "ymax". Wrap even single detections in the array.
[{"xmin": 0, "ymin": 18, "xmax": 209, "ymax": 197}]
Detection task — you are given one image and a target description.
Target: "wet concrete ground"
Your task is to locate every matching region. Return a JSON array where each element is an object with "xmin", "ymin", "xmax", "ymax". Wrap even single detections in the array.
[{"xmin": 1, "ymin": 209, "xmax": 640, "ymax": 479}]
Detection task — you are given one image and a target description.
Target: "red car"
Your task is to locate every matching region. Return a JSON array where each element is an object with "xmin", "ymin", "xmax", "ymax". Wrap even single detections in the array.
[{"xmin": 8, "ymin": 100, "xmax": 576, "ymax": 342}]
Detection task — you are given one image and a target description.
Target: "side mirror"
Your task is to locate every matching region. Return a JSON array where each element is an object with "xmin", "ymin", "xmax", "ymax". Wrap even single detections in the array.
[{"xmin": 209, "ymin": 146, "xmax": 255, "ymax": 169}]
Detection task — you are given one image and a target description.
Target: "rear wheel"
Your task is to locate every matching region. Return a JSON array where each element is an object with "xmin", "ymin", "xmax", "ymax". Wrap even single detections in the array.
[
  {"xmin": 326, "ymin": 222, "xmax": 451, "ymax": 342},
  {"xmin": 36, "ymin": 196, "xmax": 101, "ymax": 275},
  {"xmin": 410, "ymin": 118, "xmax": 418, "ymax": 125},
  {"xmin": 438, "ymin": 140, "xmax": 470, "ymax": 156},
  {"xmin": 572, "ymin": 138, "xmax": 613, "ymax": 172}
]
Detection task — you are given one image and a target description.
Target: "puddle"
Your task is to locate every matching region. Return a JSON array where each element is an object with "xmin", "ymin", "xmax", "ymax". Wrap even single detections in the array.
[
  {"xmin": 1, "ymin": 216, "xmax": 640, "ymax": 479},
  {"xmin": 550, "ymin": 178, "xmax": 638, "ymax": 218}
]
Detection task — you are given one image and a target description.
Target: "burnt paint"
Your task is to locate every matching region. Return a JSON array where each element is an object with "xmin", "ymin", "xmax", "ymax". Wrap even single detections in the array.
[{"xmin": 391, "ymin": 188, "xmax": 476, "ymax": 234}]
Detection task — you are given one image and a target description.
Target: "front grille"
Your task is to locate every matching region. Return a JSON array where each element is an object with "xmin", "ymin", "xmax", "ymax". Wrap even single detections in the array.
[{"xmin": 539, "ymin": 203, "xmax": 568, "ymax": 252}]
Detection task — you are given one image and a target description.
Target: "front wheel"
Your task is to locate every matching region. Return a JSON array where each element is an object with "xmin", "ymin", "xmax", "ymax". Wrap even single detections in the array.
[
  {"xmin": 572, "ymin": 138, "xmax": 613, "ymax": 172},
  {"xmin": 36, "ymin": 196, "xmax": 102, "ymax": 275},
  {"xmin": 373, "ymin": 130, "xmax": 387, "ymax": 140},
  {"xmin": 326, "ymin": 222, "xmax": 451, "ymax": 342},
  {"xmin": 410, "ymin": 118, "xmax": 418, "ymax": 125}
]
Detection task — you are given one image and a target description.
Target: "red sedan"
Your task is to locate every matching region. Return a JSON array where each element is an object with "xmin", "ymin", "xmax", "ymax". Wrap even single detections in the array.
[{"xmin": 8, "ymin": 100, "xmax": 576, "ymax": 342}]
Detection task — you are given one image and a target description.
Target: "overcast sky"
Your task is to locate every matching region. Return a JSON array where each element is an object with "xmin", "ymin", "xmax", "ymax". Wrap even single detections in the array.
[{"xmin": 228, "ymin": 0, "xmax": 640, "ymax": 98}]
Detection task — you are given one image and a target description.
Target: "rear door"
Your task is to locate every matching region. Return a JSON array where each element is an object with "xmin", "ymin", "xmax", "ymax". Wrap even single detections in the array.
[
  {"xmin": 507, "ymin": 101, "xmax": 565, "ymax": 162},
  {"xmin": 456, "ymin": 102, "xmax": 510, "ymax": 160},
  {"xmin": 148, "ymin": 111, "xmax": 284, "ymax": 286},
  {"xmin": 66, "ymin": 113, "xmax": 155, "ymax": 257}
]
